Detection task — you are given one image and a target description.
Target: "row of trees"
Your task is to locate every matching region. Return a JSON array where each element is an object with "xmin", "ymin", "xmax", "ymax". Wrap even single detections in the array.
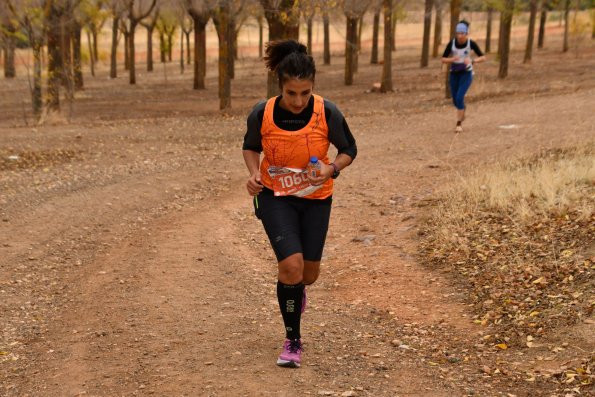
[{"xmin": 0, "ymin": 0, "xmax": 592, "ymax": 119}]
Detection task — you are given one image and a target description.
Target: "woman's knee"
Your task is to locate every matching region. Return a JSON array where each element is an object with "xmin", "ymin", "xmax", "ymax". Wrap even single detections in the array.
[{"xmin": 278, "ymin": 253, "xmax": 304, "ymax": 284}]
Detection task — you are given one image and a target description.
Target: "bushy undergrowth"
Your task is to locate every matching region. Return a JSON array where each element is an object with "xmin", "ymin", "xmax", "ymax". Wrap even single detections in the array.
[{"xmin": 419, "ymin": 144, "xmax": 594, "ymax": 344}]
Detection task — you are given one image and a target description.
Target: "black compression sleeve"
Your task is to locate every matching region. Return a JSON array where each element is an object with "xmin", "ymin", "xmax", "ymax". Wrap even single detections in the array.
[
  {"xmin": 324, "ymin": 100, "xmax": 357, "ymax": 160},
  {"xmin": 242, "ymin": 102, "xmax": 266, "ymax": 152},
  {"xmin": 470, "ymin": 40, "xmax": 484, "ymax": 57},
  {"xmin": 442, "ymin": 41, "xmax": 452, "ymax": 58}
]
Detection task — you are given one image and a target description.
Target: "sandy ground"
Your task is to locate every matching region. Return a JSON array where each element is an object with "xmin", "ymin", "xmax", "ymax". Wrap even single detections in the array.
[{"xmin": 1, "ymin": 21, "xmax": 594, "ymax": 397}]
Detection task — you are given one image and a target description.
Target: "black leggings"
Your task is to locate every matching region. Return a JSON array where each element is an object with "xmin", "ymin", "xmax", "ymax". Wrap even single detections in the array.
[{"xmin": 255, "ymin": 188, "xmax": 332, "ymax": 262}]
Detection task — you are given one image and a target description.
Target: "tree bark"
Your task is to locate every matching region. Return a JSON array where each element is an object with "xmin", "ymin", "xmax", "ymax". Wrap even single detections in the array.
[
  {"xmin": 485, "ymin": 7, "xmax": 493, "ymax": 53},
  {"xmin": 391, "ymin": 9, "xmax": 397, "ymax": 51},
  {"xmin": 538, "ymin": 3, "xmax": 547, "ymax": 49},
  {"xmin": 146, "ymin": 26, "xmax": 155, "ymax": 71},
  {"xmin": 87, "ymin": 29, "xmax": 95, "ymax": 77},
  {"xmin": 323, "ymin": 12, "xmax": 331, "ymax": 65},
  {"xmin": 498, "ymin": 0, "xmax": 515, "ymax": 79},
  {"xmin": 3, "ymin": 24, "xmax": 16, "ymax": 78},
  {"xmin": 192, "ymin": 16, "xmax": 208, "ymax": 89},
  {"xmin": 46, "ymin": 3, "xmax": 63, "ymax": 113},
  {"xmin": 307, "ymin": 16, "xmax": 313, "ymax": 55},
  {"xmin": 371, "ymin": 10, "xmax": 380, "ymax": 64},
  {"xmin": 421, "ymin": 0, "xmax": 433, "ymax": 67},
  {"xmin": 380, "ymin": 0, "xmax": 393, "ymax": 92},
  {"xmin": 159, "ymin": 31, "xmax": 166, "ymax": 62},
  {"xmin": 214, "ymin": 2, "xmax": 231, "ymax": 110},
  {"xmin": 110, "ymin": 17, "xmax": 119, "ymax": 78},
  {"xmin": 73, "ymin": 20, "xmax": 83, "ymax": 89},
  {"xmin": 61, "ymin": 13, "xmax": 74, "ymax": 97},
  {"xmin": 344, "ymin": 16, "xmax": 357, "ymax": 85},
  {"xmin": 92, "ymin": 28, "xmax": 99, "ymax": 62},
  {"xmin": 185, "ymin": 31, "xmax": 191, "ymax": 64},
  {"xmin": 432, "ymin": 0, "xmax": 443, "ymax": 58},
  {"xmin": 129, "ymin": 23, "xmax": 137, "ymax": 84},
  {"xmin": 524, "ymin": 0, "xmax": 538, "ymax": 63},
  {"xmin": 257, "ymin": 15, "xmax": 264, "ymax": 58},
  {"xmin": 180, "ymin": 29, "xmax": 184, "ymax": 73},
  {"xmin": 562, "ymin": 0, "xmax": 570, "ymax": 52}
]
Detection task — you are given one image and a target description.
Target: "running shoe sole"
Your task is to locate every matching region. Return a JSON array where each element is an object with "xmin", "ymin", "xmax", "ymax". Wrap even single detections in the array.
[{"xmin": 276, "ymin": 358, "xmax": 301, "ymax": 368}]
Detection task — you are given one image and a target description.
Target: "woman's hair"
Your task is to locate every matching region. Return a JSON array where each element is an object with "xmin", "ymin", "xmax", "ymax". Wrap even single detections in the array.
[
  {"xmin": 459, "ymin": 19, "xmax": 470, "ymax": 28},
  {"xmin": 264, "ymin": 40, "xmax": 316, "ymax": 87}
]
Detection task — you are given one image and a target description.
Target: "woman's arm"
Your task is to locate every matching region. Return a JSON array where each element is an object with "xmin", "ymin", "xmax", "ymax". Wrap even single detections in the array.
[{"xmin": 243, "ymin": 150, "xmax": 263, "ymax": 196}]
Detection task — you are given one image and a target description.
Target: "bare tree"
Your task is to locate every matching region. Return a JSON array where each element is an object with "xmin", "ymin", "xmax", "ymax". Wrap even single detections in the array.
[
  {"xmin": 109, "ymin": 0, "xmax": 128, "ymax": 78},
  {"xmin": 185, "ymin": 0, "xmax": 209, "ymax": 90},
  {"xmin": 562, "ymin": 0, "xmax": 570, "ymax": 52},
  {"xmin": 445, "ymin": 0, "xmax": 461, "ymax": 98},
  {"xmin": 320, "ymin": 1, "xmax": 335, "ymax": 65},
  {"xmin": 538, "ymin": 0, "xmax": 548, "ymax": 48},
  {"xmin": 1, "ymin": 2, "xmax": 17, "ymax": 78},
  {"xmin": 370, "ymin": 0, "xmax": 382, "ymax": 64},
  {"xmin": 380, "ymin": 0, "xmax": 393, "ymax": 92},
  {"xmin": 524, "ymin": 0, "xmax": 538, "ymax": 63},
  {"xmin": 300, "ymin": 0, "xmax": 316, "ymax": 55},
  {"xmin": 420, "ymin": 0, "xmax": 434, "ymax": 67},
  {"xmin": 126, "ymin": 0, "xmax": 157, "ymax": 84},
  {"xmin": 498, "ymin": 0, "xmax": 515, "ymax": 79},
  {"xmin": 344, "ymin": 0, "xmax": 370, "ymax": 86},
  {"xmin": 140, "ymin": 3, "xmax": 160, "ymax": 71},
  {"xmin": 211, "ymin": 0, "xmax": 232, "ymax": 110},
  {"xmin": 6, "ymin": 0, "xmax": 45, "ymax": 115},
  {"xmin": 432, "ymin": 0, "xmax": 443, "ymax": 57},
  {"xmin": 259, "ymin": 0, "xmax": 301, "ymax": 97},
  {"xmin": 485, "ymin": 4, "xmax": 494, "ymax": 53}
]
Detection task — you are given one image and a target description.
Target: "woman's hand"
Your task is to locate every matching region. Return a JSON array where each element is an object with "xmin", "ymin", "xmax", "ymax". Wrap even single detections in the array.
[
  {"xmin": 308, "ymin": 163, "xmax": 334, "ymax": 186},
  {"xmin": 246, "ymin": 172, "xmax": 263, "ymax": 196}
]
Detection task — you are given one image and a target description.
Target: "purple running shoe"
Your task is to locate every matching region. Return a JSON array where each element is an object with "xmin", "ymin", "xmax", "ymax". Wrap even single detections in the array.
[{"xmin": 276, "ymin": 339, "xmax": 303, "ymax": 368}]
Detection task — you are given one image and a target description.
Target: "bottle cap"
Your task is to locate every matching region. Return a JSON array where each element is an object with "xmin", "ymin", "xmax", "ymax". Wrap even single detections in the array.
[{"xmin": 309, "ymin": 156, "xmax": 318, "ymax": 163}]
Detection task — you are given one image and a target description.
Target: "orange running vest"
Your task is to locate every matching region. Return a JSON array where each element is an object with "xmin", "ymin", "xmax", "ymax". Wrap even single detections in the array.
[{"xmin": 259, "ymin": 94, "xmax": 334, "ymax": 199}]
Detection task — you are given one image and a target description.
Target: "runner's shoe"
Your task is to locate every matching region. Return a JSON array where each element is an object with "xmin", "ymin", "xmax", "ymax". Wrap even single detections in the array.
[
  {"xmin": 301, "ymin": 288, "xmax": 306, "ymax": 313},
  {"xmin": 455, "ymin": 125, "xmax": 463, "ymax": 133},
  {"xmin": 276, "ymin": 339, "xmax": 303, "ymax": 368}
]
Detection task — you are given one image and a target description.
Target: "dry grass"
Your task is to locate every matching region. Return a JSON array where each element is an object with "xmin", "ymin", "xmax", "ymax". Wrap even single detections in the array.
[{"xmin": 419, "ymin": 143, "xmax": 594, "ymax": 342}]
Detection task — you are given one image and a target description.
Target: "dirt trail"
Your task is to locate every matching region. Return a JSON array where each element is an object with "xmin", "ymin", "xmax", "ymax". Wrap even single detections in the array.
[{"xmin": 1, "ymin": 43, "xmax": 594, "ymax": 395}]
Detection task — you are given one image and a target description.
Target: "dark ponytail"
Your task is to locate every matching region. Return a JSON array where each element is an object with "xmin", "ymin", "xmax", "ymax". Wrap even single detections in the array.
[{"xmin": 264, "ymin": 40, "xmax": 316, "ymax": 87}]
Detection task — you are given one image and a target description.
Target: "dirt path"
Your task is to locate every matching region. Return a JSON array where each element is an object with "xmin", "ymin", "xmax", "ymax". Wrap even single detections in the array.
[{"xmin": 1, "ymin": 42, "xmax": 594, "ymax": 396}]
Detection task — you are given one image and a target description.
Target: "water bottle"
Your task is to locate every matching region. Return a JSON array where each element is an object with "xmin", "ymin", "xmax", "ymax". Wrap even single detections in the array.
[{"xmin": 306, "ymin": 156, "xmax": 321, "ymax": 178}]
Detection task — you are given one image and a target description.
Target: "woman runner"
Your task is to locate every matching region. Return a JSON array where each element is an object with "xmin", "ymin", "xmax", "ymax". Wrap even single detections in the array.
[
  {"xmin": 441, "ymin": 20, "xmax": 486, "ymax": 133},
  {"xmin": 242, "ymin": 39, "xmax": 357, "ymax": 368}
]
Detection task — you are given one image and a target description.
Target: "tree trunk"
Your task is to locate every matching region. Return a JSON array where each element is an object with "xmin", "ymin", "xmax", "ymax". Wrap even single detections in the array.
[
  {"xmin": 524, "ymin": 0, "xmax": 538, "ymax": 63},
  {"xmin": 446, "ymin": 0, "xmax": 462, "ymax": 98},
  {"xmin": 124, "ymin": 30, "xmax": 130, "ymax": 71},
  {"xmin": 392, "ymin": 10, "xmax": 397, "ymax": 51},
  {"xmin": 228, "ymin": 18, "xmax": 235, "ymax": 79},
  {"xmin": 485, "ymin": 7, "xmax": 493, "ymax": 53},
  {"xmin": 323, "ymin": 12, "xmax": 331, "ymax": 65},
  {"xmin": 159, "ymin": 31, "xmax": 166, "ymax": 62},
  {"xmin": 185, "ymin": 31, "xmax": 191, "ymax": 64},
  {"xmin": 4, "ymin": 25, "xmax": 16, "ymax": 78},
  {"xmin": 371, "ymin": 10, "xmax": 380, "ymax": 64},
  {"xmin": 167, "ymin": 32, "xmax": 174, "ymax": 62},
  {"xmin": 192, "ymin": 17, "xmax": 207, "ymax": 90},
  {"xmin": 356, "ymin": 15, "xmax": 363, "ymax": 71},
  {"xmin": 180, "ymin": 29, "xmax": 184, "ymax": 73},
  {"xmin": 147, "ymin": 26, "xmax": 154, "ymax": 71},
  {"xmin": 73, "ymin": 21, "xmax": 84, "ymax": 90},
  {"xmin": 258, "ymin": 15, "xmax": 264, "ymax": 58},
  {"xmin": 61, "ymin": 14, "xmax": 74, "ymax": 96},
  {"xmin": 498, "ymin": 0, "xmax": 515, "ymax": 79},
  {"xmin": 46, "ymin": 4, "xmax": 63, "ymax": 113},
  {"xmin": 432, "ymin": 0, "xmax": 443, "ymax": 58},
  {"xmin": 344, "ymin": 16, "xmax": 357, "ymax": 86},
  {"xmin": 92, "ymin": 28, "xmax": 99, "ymax": 62},
  {"xmin": 381, "ymin": 0, "xmax": 393, "ymax": 92},
  {"xmin": 110, "ymin": 17, "xmax": 119, "ymax": 78},
  {"xmin": 129, "ymin": 23, "xmax": 137, "ymax": 84},
  {"xmin": 215, "ymin": 3, "xmax": 231, "ymax": 110},
  {"xmin": 307, "ymin": 16, "xmax": 313, "ymax": 55},
  {"xmin": 563, "ymin": 0, "xmax": 570, "ymax": 52},
  {"xmin": 421, "ymin": 0, "xmax": 433, "ymax": 67},
  {"xmin": 32, "ymin": 44, "xmax": 43, "ymax": 115},
  {"xmin": 538, "ymin": 4, "xmax": 547, "ymax": 48},
  {"xmin": 87, "ymin": 30, "xmax": 96, "ymax": 77}
]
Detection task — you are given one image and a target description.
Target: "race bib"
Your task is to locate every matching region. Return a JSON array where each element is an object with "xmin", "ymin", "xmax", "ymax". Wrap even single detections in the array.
[{"xmin": 268, "ymin": 166, "xmax": 322, "ymax": 197}]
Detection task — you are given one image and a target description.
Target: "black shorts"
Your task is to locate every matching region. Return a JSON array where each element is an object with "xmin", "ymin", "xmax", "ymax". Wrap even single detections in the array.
[{"xmin": 254, "ymin": 187, "xmax": 332, "ymax": 262}]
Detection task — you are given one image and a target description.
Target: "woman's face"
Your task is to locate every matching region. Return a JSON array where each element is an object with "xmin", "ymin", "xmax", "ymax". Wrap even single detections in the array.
[
  {"xmin": 455, "ymin": 31, "xmax": 468, "ymax": 43},
  {"xmin": 279, "ymin": 78, "xmax": 314, "ymax": 114}
]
